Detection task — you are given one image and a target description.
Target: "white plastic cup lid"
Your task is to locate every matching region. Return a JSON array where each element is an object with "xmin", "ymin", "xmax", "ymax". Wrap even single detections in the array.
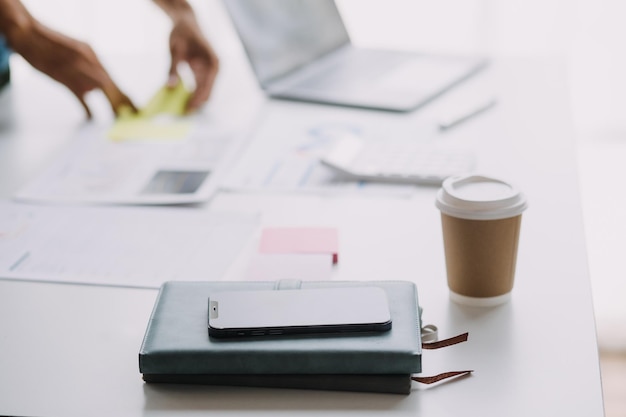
[{"xmin": 436, "ymin": 174, "xmax": 528, "ymax": 220}]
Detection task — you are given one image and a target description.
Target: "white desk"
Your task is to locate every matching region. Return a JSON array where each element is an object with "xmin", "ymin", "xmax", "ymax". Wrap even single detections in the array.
[{"xmin": 0, "ymin": 14, "xmax": 604, "ymax": 417}]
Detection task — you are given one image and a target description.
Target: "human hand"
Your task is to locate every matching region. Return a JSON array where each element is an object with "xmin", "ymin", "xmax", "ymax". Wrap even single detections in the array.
[
  {"xmin": 166, "ymin": 12, "xmax": 219, "ymax": 113},
  {"xmin": 10, "ymin": 21, "xmax": 136, "ymax": 118}
]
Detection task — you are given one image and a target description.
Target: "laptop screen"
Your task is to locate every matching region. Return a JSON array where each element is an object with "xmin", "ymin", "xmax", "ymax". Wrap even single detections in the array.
[{"xmin": 223, "ymin": 0, "xmax": 350, "ymax": 85}]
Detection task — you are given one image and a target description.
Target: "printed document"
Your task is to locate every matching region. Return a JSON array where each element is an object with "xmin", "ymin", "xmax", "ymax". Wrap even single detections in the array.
[
  {"xmin": 221, "ymin": 103, "xmax": 435, "ymax": 196},
  {"xmin": 0, "ymin": 202, "xmax": 258, "ymax": 288},
  {"xmin": 15, "ymin": 82, "xmax": 239, "ymax": 205}
]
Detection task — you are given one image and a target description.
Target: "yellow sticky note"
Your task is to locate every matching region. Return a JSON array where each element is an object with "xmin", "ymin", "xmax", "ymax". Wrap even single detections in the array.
[
  {"xmin": 141, "ymin": 82, "xmax": 191, "ymax": 118},
  {"xmin": 108, "ymin": 83, "xmax": 192, "ymax": 142}
]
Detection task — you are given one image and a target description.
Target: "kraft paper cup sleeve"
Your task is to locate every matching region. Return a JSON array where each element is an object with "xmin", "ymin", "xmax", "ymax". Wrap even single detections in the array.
[{"xmin": 436, "ymin": 174, "xmax": 528, "ymax": 306}]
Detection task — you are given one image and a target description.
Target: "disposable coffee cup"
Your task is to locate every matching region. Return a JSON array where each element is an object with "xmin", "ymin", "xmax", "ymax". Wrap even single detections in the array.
[{"xmin": 435, "ymin": 174, "xmax": 528, "ymax": 307}]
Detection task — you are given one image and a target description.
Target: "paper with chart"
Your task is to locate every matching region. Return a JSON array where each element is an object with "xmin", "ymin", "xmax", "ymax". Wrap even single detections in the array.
[
  {"xmin": 15, "ymin": 83, "xmax": 238, "ymax": 205},
  {"xmin": 0, "ymin": 202, "xmax": 258, "ymax": 288},
  {"xmin": 15, "ymin": 119, "xmax": 236, "ymax": 205},
  {"xmin": 221, "ymin": 104, "xmax": 440, "ymax": 196}
]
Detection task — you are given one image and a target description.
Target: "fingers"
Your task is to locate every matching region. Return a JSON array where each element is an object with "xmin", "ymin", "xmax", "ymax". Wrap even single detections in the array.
[
  {"xmin": 66, "ymin": 45, "xmax": 136, "ymax": 118},
  {"xmin": 16, "ymin": 22, "xmax": 136, "ymax": 120},
  {"xmin": 101, "ymin": 82, "xmax": 137, "ymax": 117},
  {"xmin": 167, "ymin": 73, "xmax": 180, "ymax": 88},
  {"xmin": 76, "ymin": 93, "xmax": 93, "ymax": 120},
  {"xmin": 66, "ymin": 82, "xmax": 94, "ymax": 119},
  {"xmin": 168, "ymin": 41, "xmax": 183, "ymax": 88},
  {"xmin": 186, "ymin": 61, "xmax": 215, "ymax": 113},
  {"xmin": 167, "ymin": 19, "xmax": 219, "ymax": 113},
  {"xmin": 186, "ymin": 50, "xmax": 220, "ymax": 113},
  {"xmin": 75, "ymin": 86, "xmax": 135, "ymax": 119},
  {"xmin": 72, "ymin": 47, "xmax": 136, "ymax": 117},
  {"xmin": 167, "ymin": 66, "xmax": 180, "ymax": 89},
  {"xmin": 113, "ymin": 93, "xmax": 138, "ymax": 117}
]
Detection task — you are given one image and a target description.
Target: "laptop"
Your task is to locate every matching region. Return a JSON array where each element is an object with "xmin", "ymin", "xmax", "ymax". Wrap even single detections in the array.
[{"xmin": 223, "ymin": 0, "xmax": 487, "ymax": 112}]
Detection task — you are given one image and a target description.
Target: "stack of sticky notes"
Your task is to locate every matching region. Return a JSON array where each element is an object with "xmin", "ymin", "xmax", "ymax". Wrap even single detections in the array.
[
  {"xmin": 245, "ymin": 227, "xmax": 340, "ymax": 281},
  {"xmin": 259, "ymin": 227, "xmax": 339, "ymax": 264}
]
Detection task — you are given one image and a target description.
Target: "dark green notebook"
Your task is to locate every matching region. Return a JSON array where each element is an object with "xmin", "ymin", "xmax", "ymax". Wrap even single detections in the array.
[
  {"xmin": 142, "ymin": 373, "xmax": 413, "ymax": 395},
  {"xmin": 139, "ymin": 280, "xmax": 422, "ymax": 394}
]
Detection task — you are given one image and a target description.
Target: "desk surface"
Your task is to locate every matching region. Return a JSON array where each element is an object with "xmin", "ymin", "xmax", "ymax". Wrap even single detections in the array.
[{"xmin": 0, "ymin": 5, "xmax": 604, "ymax": 417}]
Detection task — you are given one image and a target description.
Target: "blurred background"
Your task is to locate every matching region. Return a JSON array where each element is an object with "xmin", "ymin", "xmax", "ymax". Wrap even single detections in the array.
[{"xmin": 10, "ymin": 0, "xmax": 626, "ymax": 413}]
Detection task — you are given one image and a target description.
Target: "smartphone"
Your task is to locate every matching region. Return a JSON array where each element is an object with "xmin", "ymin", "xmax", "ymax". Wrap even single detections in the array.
[{"xmin": 208, "ymin": 286, "xmax": 392, "ymax": 338}]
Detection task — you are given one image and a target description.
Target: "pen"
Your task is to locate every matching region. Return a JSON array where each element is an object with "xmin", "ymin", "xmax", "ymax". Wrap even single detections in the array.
[{"xmin": 438, "ymin": 98, "xmax": 497, "ymax": 132}]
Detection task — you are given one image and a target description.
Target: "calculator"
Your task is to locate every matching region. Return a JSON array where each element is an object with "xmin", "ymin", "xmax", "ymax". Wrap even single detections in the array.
[{"xmin": 319, "ymin": 135, "xmax": 475, "ymax": 186}]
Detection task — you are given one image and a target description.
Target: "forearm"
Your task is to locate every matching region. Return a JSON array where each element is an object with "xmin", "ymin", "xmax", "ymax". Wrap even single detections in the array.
[
  {"xmin": 0, "ymin": 0, "xmax": 35, "ymax": 47},
  {"xmin": 153, "ymin": 0, "xmax": 196, "ymax": 22}
]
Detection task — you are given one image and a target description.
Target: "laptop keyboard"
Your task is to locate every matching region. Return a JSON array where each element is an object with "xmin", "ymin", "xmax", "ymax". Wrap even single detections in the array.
[{"xmin": 298, "ymin": 50, "xmax": 412, "ymax": 89}]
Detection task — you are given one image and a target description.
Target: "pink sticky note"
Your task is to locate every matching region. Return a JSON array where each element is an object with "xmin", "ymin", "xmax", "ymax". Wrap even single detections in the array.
[{"xmin": 259, "ymin": 227, "xmax": 339, "ymax": 264}]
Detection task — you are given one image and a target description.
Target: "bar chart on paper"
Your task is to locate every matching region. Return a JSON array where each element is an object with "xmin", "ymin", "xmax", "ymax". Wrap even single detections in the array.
[{"xmin": 221, "ymin": 106, "xmax": 440, "ymax": 196}]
